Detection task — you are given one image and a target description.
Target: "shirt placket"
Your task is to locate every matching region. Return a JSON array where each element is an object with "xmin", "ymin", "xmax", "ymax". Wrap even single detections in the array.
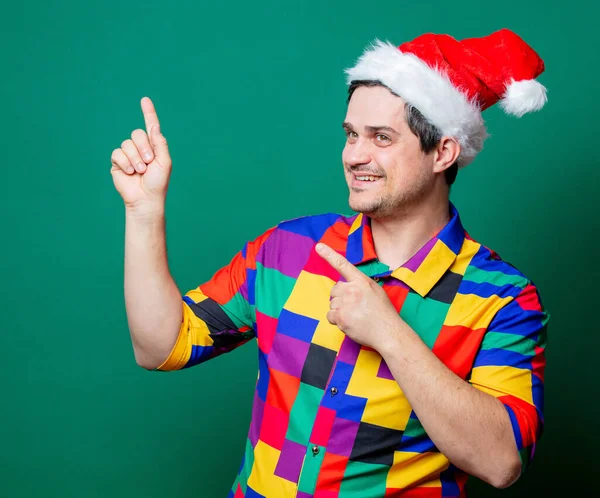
[
  {"xmin": 293, "ymin": 268, "xmax": 391, "ymax": 497},
  {"xmin": 293, "ymin": 354, "xmax": 341, "ymax": 497}
]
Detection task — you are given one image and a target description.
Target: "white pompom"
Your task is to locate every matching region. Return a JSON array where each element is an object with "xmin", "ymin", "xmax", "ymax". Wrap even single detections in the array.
[{"xmin": 500, "ymin": 79, "xmax": 548, "ymax": 117}]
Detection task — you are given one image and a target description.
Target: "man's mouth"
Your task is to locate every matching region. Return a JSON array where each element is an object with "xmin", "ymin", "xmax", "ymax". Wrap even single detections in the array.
[{"xmin": 351, "ymin": 172, "xmax": 384, "ymax": 187}]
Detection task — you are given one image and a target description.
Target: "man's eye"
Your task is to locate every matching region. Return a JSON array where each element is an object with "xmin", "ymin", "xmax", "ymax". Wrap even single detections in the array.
[
  {"xmin": 376, "ymin": 134, "xmax": 390, "ymax": 142},
  {"xmin": 346, "ymin": 131, "xmax": 357, "ymax": 139}
]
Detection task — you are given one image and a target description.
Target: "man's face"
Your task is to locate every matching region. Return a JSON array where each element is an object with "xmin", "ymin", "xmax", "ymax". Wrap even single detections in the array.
[{"xmin": 342, "ymin": 85, "xmax": 436, "ymax": 218}]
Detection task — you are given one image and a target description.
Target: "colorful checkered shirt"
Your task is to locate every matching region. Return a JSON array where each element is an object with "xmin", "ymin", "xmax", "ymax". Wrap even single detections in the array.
[{"xmin": 157, "ymin": 202, "xmax": 549, "ymax": 498}]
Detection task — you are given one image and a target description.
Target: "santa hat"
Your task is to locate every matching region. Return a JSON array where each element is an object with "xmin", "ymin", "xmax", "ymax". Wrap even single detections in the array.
[{"xmin": 345, "ymin": 28, "xmax": 547, "ymax": 167}]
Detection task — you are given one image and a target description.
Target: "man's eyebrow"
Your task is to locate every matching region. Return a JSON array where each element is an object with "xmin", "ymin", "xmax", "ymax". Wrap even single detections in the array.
[
  {"xmin": 364, "ymin": 125, "xmax": 399, "ymax": 135},
  {"xmin": 341, "ymin": 122, "xmax": 399, "ymax": 135}
]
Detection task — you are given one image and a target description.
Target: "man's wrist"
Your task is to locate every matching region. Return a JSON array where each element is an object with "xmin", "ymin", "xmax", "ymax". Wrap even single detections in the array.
[
  {"xmin": 374, "ymin": 315, "xmax": 407, "ymax": 358},
  {"xmin": 125, "ymin": 201, "xmax": 165, "ymax": 224}
]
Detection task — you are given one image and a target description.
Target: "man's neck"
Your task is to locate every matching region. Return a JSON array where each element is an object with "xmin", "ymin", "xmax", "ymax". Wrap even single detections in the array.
[{"xmin": 370, "ymin": 197, "xmax": 451, "ymax": 271}]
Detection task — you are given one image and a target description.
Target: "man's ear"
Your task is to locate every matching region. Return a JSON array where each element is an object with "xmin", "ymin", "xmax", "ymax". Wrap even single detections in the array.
[{"xmin": 433, "ymin": 136, "xmax": 461, "ymax": 173}]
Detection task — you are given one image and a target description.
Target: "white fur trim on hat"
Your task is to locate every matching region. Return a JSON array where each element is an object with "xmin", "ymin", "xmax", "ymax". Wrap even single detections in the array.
[
  {"xmin": 500, "ymin": 78, "xmax": 548, "ymax": 118},
  {"xmin": 345, "ymin": 39, "xmax": 488, "ymax": 168}
]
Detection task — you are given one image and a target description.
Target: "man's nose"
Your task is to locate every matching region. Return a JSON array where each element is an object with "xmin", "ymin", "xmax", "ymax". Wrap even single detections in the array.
[{"xmin": 345, "ymin": 140, "xmax": 371, "ymax": 166}]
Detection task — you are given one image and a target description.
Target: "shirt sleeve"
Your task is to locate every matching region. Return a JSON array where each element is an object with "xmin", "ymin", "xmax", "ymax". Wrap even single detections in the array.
[
  {"xmin": 468, "ymin": 281, "xmax": 550, "ymax": 474},
  {"xmin": 155, "ymin": 227, "xmax": 275, "ymax": 371}
]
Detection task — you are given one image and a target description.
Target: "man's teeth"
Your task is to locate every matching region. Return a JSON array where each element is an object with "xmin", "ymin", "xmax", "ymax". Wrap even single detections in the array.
[{"xmin": 356, "ymin": 176, "xmax": 379, "ymax": 181}]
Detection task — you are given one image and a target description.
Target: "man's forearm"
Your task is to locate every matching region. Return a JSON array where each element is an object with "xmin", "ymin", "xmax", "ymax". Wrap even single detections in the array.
[
  {"xmin": 124, "ymin": 207, "xmax": 183, "ymax": 369},
  {"xmin": 377, "ymin": 322, "xmax": 521, "ymax": 489}
]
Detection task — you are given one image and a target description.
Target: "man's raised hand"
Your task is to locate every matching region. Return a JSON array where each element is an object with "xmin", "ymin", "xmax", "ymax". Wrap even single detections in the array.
[{"xmin": 110, "ymin": 97, "xmax": 173, "ymax": 212}]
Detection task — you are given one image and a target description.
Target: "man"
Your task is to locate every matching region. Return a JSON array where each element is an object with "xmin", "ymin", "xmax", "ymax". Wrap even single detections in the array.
[{"xmin": 111, "ymin": 28, "xmax": 550, "ymax": 497}]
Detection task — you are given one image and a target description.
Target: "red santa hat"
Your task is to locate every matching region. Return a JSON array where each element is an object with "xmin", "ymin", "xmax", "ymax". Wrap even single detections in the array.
[{"xmin": 345, "ymin": 28, "xmax": 547, "ymax": 167}]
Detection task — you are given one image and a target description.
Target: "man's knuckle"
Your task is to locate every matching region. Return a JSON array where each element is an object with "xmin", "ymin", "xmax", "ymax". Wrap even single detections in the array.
[{"xmin": 131, "ymin": 128, "xmax": 146, "ymax": 140}]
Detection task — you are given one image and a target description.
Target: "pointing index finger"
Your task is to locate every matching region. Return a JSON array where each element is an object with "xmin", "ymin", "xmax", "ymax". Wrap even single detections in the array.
[
  {"xmin": 141, "ymin": 97, "xmax": 160, "ymax": 135},
  {"xmin": 316, "ymin": 243, "xmax": 364, "ymax": 282}
]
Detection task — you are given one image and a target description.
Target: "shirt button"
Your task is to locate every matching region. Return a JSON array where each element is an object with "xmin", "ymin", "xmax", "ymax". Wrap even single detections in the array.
[
  {"xmin": 312, "ymin": 445, "xmax": 320, "ymax": 456},
  {"xmin": 373, "ymin": 277, "xmax": 380, "ymax": 282},
  {"xmin": 330, "ymin": 386, "xmax": 338, "ymax": 396}
]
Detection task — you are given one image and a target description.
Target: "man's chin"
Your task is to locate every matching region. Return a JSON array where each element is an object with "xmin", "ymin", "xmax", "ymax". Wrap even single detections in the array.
[{"xmin": 348, "ymin": 198, "xmax": 380, "ymax": 216}]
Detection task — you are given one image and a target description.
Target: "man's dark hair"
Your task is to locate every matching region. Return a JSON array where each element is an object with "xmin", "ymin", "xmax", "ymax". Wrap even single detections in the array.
[{"xmin": 347, "ymin": 80, "xmax": 458, "ymax": 186}]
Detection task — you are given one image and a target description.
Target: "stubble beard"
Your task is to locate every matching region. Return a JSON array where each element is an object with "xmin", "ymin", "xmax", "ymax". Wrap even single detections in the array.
[{"xmin": 348, "ymin": 177, "xmax": 432, "ymax": 219}]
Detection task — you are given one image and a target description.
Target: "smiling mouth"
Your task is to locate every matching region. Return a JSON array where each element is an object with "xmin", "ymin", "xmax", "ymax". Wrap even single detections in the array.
[{"xmin": 350, "ymin": 172, "xmax": 384, "ymax": 186}]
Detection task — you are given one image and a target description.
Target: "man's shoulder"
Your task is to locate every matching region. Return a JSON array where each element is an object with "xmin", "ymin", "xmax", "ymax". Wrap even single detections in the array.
[
  {"xmin": 462, "ymin": 235, "xmax": 539, "ymax": 294},
  {"xmin": 248, "ymin": 212, "xmax": 354, "ymax": 265},
  {"xmin": 272, "ymin": 211, "xmax": 355, "ymax": 241},
  {"xmin": 461, "ymin": 236, "xmax": 550, "ymax": 329}
]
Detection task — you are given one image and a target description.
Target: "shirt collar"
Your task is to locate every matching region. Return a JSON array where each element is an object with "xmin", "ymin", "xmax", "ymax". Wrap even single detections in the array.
[{"xmin": 345, "ymin": 202, "xmax": 466, "ymax": 297}]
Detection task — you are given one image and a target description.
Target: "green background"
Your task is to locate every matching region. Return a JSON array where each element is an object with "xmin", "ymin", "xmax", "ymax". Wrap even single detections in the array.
[{"xmin": 1, "ymin": 0, "xmax": 597, "ymax": 496}]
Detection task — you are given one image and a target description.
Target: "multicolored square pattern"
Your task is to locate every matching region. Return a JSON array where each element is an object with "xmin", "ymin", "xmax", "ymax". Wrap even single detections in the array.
[{"xmin": 157, "ymin": 203, "xmax": 549, "ymax": 497}]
